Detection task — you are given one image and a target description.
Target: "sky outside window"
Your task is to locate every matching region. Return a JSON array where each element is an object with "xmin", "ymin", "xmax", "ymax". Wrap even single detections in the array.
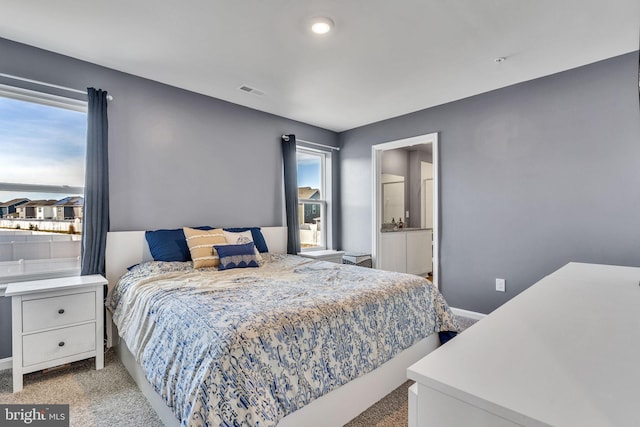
[
  {"xmin": 0, "ymin": 96, "xmax": 86, "ymax": 201},
  {"xmin": 297, "ymin": 151, "xmax": 321, "ymax": 196}
]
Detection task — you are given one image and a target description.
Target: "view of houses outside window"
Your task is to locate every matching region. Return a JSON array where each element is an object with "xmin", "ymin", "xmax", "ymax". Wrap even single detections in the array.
[
  {"xmin": 297, "ymin": 148, "xmax": 327, "ymax": 250},
  {"xmin": 0, "ymin": 91, "xmax": 87, "ymax": 279}
]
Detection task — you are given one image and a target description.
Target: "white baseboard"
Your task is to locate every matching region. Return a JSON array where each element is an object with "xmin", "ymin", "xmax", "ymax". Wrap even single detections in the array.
[
  {"xmin": 451, "ymin": 307, "xmax": 487, "ymax": 321},
  {"xmin": 0, "ymin": 357, "xmax": 12, "ymax": 371}
]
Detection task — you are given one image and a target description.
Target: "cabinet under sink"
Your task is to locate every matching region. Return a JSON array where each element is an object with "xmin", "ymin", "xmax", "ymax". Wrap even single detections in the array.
[{"xmin": 378, "ymin": 229, "xmax": 432, "ymax": 276}]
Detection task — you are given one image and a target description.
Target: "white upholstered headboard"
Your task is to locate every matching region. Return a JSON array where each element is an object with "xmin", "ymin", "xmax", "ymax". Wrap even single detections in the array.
[{"xmin": 105, "ymin": 227, "xmax": 287, "ymax": 293}]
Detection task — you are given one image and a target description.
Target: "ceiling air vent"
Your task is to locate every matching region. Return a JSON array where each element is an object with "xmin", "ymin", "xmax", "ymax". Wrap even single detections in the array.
[{"xmin": 238, "ymin": 85, "xmax": 264, "ymax": 96}]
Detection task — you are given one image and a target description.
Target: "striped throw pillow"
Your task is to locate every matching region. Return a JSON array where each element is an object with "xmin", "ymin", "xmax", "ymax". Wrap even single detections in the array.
[{"xmin": 183, "ymin": 227, "xmax": 227, "ymax": 268}]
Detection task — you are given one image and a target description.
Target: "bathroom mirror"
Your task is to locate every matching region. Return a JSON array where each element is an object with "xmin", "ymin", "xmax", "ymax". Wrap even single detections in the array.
[{"xmin": 381, "ymin": 173, "xmax": 404, "ymax": 224}]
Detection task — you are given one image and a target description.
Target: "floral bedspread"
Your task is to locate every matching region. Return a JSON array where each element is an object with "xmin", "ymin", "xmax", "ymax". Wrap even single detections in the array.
[{"xmin": 108, "ymin": 254, "xmax": 458, "ymax": 427}]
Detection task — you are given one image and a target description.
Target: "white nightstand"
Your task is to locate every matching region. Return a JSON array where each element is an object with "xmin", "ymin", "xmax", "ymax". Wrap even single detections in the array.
[
  {"xmin": 5, "ymin": 274, "xmax": 106, "ymax": 393},
  {"xmin": 298, "ymin": 250, "xmax": 345, "ymax": 264}
]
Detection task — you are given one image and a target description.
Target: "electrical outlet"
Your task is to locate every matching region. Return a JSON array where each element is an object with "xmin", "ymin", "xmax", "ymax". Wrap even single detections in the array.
[{"xmin": 495, "ymin": 278, "xmax": 506, "ymax": 292}]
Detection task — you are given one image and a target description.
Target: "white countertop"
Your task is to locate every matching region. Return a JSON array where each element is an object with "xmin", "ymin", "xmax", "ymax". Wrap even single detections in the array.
[
  {"xmin": 380, "ymin": 228, "xmax": 432, "ymax": 233},
  {"xmin": 408, "ymin": 262, "xmax": 640, "ymax": 426}
]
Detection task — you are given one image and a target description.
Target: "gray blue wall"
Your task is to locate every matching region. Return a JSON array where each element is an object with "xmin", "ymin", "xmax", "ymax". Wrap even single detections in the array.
[
  {"xmin": 0, "ymin": 297, "xmax": 9, "ymax": 359},
  {"xmin": 340, "ymin": 51, "xmax": 640, "ymax": 314},
  {"xmin": 0, "ymin": 37, "xmax": 339, "ymax": 358}
]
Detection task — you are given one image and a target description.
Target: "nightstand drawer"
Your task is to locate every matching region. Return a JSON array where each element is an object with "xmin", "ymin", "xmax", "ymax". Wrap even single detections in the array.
[
  {"xmin": 22, "ymin": 291, "xmax": 95, "ymax": 332},
  {"xmin": 22, "ymin": 323, "xmax": 96, "ymax": 367}
]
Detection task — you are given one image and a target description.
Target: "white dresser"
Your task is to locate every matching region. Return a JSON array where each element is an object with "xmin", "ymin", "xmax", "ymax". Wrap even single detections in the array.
[
  {"xmin": 6, "ymin": 274, "xmax": 106, "ymax": 392},
  {"xmin": 407, "ymin": 263, "xmax": 640, "ymax": 426}
]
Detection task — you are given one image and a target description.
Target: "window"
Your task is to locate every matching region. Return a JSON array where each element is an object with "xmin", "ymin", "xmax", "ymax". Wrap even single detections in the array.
[
  {"xmin": 0, "ymin": 85, "xmax": 87, "ymax": 281},
  {"xmin": 297, "ymin": 146, "xmax": 332, "ymax": 250}
]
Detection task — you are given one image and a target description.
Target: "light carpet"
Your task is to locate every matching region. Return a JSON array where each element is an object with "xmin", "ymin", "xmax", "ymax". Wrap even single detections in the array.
[
  {"xmin": 0, "ymin": 315, "xmax": 478, "ymax": 426},
  {"xmin": 0, "ymin": 349, "xmax": 163, "ymax": 427}
]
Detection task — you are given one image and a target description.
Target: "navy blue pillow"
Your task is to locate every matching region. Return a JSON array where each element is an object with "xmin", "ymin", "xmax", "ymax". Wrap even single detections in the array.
[
  {"xmin": 145, "ymin": 226, "xmax": 213, "ymax": 262},
  {"xmin": 223, "ymin": 227, "xmax": 269, "ymax": 253},
  {"xmin": 214, "ymin": 242, "xmax": 260, "ymax": 270}
]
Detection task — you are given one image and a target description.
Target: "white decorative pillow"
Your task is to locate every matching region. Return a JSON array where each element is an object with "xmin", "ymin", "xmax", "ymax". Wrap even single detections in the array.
[{"xmin": 223, "ymin": 230, "xmax": 263, "ymax": 263}]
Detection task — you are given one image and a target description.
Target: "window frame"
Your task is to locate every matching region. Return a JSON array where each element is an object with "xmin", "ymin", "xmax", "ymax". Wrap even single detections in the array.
[
  {"xmin": 0, "ymin": 85, "xmax": 87, "ymax": 284},
  {"xmin": 297, "ymin": 145, "xmax": 332, "ymax": 252},
  {"xmin": 0, "ymin": 84, "xmax": 87, "ymax": 113}
]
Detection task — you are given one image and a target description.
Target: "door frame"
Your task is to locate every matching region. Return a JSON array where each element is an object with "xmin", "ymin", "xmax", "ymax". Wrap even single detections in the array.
[{"xmin": 371, "ymin": 132, "xmax": 439, "ymax": 288}]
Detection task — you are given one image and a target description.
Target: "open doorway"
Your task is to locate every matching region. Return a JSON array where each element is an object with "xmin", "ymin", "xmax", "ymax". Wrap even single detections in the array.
[
  {"xmin": 371, "ymin": 132, "xmax": 439, "ymax": 288},
  {"xmin": 421, "ymin": 161, "xmax": 434, "ymax": 230}
]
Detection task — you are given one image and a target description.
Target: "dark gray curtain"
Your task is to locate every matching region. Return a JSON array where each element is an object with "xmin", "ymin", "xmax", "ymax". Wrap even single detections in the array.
[
  {"xmin": 81, "ymin": 88, "xmax": 109, "ymax": 276},
  {"xmin": 282, "ymin": 134, "xmax": 300, "ymax": 254}
]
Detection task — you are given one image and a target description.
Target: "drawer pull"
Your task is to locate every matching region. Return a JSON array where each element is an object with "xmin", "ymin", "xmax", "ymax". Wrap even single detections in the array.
[
  {"xmin": 58, "ymin": 309, "xmax": 65, "ymax": 314},
  {"xmin": 58, "ymin": 342, "xmax": 65, "ymax": 347}
]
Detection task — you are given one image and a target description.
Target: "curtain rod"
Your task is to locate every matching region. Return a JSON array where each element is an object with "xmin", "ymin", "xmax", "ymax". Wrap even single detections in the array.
[
  {"xmin": 281, "ymin": 134, "xmax": 340, "ymax": 151},
  {"xmin": 0, "ymin": 73, "xmax": 114, "ymax": 101}
]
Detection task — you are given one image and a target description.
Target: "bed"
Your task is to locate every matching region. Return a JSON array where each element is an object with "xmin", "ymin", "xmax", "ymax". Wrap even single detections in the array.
[{"xmin": 105, "ymin": 227, "xmax": 458, "ymax": 427}]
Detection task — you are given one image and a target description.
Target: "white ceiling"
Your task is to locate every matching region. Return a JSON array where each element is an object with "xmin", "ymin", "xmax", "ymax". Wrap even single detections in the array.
[{"xmin": 1, "ymin": 0, "xmax": 639, "ymax": 132}]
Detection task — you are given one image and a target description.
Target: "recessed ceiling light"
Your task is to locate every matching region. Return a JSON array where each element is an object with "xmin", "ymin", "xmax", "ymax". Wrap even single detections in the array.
[{"xmin": 310, "ymin": 17, "xmax": 334, "ymax": 35}]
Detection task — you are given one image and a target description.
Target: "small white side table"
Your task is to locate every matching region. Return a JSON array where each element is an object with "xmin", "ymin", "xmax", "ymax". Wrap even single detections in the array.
[
  {"xmin": 298, "ymin": 250, "xmax": 345, "ymax": 264},
  {"xmin": 5, "ymin": 274, "xmax": 106, "ymax": 393}
]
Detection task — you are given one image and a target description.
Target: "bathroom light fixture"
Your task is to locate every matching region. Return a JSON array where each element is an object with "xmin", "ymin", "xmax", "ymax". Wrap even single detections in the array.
[{"xmin": 310, "ymin": 17, "xmax": 334, "ymax": 35}]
